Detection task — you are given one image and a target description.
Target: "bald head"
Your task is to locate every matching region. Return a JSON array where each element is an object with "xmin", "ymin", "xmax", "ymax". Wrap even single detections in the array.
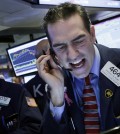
[{"xmin": 35, "ymin": 39, "xmax": 50, "ymax": 59}]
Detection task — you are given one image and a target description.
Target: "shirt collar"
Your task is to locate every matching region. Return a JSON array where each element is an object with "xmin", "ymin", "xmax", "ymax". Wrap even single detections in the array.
[
  {"xmin": 90, "ymin": 45, "xmax": 100, "ymax": 77},
  {"xmin": 71, "ymin": 44, "xmax": 100, "ymax": 82}
]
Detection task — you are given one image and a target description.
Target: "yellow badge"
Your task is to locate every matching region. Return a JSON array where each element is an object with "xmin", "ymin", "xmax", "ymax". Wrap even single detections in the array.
[
  {"xmin": 26, "ymin": 97, "xmax": 38, "ymax": 107},
  {"xmin": 105, "ymin": 89, "xmax": 113, "ymax": 98}
]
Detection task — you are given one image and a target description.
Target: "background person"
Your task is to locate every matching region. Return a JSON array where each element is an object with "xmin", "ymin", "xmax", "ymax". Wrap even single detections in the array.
[
  {"xmin": 24, "ymin": 39, "xmax": 50, "ymax": 124},
  {"xmin": 0, "ymin": 78, "xmax": 42, "ymax": 134}
]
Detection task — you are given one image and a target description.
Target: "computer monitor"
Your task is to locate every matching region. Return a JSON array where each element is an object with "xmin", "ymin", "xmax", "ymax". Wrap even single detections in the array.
[
  {"xmin": 39, "ymin": 0, "xmax": 120, "ymax": 9},
  {"xmin": 94, "ymin": 15, "xmax": 120, "ymax": 48},
  {"xmin": 6, "ymin": 36, "xmax": 47, "ymax": 76}
]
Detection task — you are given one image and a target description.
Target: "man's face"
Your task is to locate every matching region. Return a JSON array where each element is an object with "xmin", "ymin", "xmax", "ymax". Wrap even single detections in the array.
[{"xmin": 48, "ymin": 14, "xmax": 95, "ymax": 78}]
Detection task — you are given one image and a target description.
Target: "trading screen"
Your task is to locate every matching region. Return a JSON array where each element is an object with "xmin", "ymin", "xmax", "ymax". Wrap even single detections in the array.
[
  {"xmin": 94, "ymin": 16, "xmax": 120, "ymax": 48},
  {"xmin": 7, "ymin": 37, "xmax": 47, "ymax": 76}
]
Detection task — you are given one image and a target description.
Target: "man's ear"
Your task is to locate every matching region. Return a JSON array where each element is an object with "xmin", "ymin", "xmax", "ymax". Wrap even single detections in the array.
[{"xmin": 90, "ymin": 25, "xmax": 96, "ymax": 43}]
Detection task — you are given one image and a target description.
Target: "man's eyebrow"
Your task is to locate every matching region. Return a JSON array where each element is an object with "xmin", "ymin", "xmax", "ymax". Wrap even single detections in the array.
[
  {"xmin": 53, "ymin": 35, "xmax": 85, "ymax": 48},
  {"xmin": 72, "ymin": 35, "xmax": 85, "ymax": 42},
  {"xmin": 53, "ymin": 42, "xmax": 66, "ymax": 48}
]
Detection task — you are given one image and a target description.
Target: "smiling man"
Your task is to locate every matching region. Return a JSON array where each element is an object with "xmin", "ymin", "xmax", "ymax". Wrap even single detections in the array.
[{"xmin": 37, "ymin": 2, "xmax": 120, "ymax": 134}]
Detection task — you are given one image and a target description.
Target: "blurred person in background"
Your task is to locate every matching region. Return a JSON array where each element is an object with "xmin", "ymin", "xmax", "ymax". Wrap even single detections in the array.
[
  {"xmin": 0, "ymin": 71, "xmax": 42, "ymax": 133},
  {"xmin": 24, "ymin": 39, "xmax": 50, "ymax": 133}
]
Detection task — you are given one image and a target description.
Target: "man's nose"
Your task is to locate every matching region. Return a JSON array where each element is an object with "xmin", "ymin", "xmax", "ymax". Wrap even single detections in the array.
[{"xmin": 67, "ymin": 45, "xmax": 79, "ymax": 60}]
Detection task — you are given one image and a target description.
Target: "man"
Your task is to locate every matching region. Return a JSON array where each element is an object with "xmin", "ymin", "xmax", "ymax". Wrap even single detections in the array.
[
  {"xmin": 0, "ymin": 78, "xmax": 42, "ymax": 134},
  {"xmin": 36, "ymin": 2, "xmax": 120, "ymax": 134},
  {"xmin": 24, "ymin": 39, "xmax": 50, "ymax": 115}
]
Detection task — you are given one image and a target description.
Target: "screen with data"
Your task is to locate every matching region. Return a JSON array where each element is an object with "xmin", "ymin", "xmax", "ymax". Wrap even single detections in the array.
[
  {"xmin": 94, "ymin": 16, "xmax": 120, "ymax": 48},
  {"xmin": 39, "ymin": 0, "xmax": 120, "ymax": 9},
  {"xmin": 7, "ymin": 36, "xmax": 47, "ymax": 76}
]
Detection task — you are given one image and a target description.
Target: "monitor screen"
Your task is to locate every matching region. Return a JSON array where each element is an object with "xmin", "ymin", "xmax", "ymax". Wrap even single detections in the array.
[
  {"xmin": 6, "ymin": 36, "xmax": 47, "ymax": 76},
  {"xmin": 94, "ymin": 16, "xmax": 120, "ymax": 48},
  {"xmin": 39, "ymin": 0, "xmax": 120, "ymax": 9}
]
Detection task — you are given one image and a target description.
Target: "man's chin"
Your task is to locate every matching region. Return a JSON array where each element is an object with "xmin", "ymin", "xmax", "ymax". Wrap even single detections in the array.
[{"xmin": 71, "ymin": 69, "xmax": 89, "ymax": 78}]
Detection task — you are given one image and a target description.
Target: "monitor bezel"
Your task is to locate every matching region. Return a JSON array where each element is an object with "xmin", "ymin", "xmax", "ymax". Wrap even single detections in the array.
[{"xmin": 6, "ymin": 35, "xmax": 47, "ymax": 77}]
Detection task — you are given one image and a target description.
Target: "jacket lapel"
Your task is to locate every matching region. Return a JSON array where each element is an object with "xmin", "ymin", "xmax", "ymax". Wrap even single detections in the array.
[
  {"xmin": 99, "ymin": 72, "xmax": 116, "ymax": 130},
  {"xmin": 97, "ymin": 44, "xmax": 120, "ymax": 130}
]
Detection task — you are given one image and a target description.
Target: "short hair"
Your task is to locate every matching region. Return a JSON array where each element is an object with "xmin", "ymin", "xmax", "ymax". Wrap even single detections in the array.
[
  {"xmin": 35, "ymin": 39, "xmax": 49, "ymax": 59},
  {"xmin": 43, "ymin": 2, "xmax": 91, "ymax": 34}
]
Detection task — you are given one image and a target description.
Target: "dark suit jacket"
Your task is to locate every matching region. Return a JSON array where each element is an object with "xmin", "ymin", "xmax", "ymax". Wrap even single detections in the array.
[
  {"xmin": 42, "ymin": 44, "xmax": 120, "ymax": 134},
  {"xmin": 24, "ymin": 73, "xmax": 50, "ymax": 134},
  {"xmin": 0, "ymin": 79, "xmax": 42, "ymax": 134}
]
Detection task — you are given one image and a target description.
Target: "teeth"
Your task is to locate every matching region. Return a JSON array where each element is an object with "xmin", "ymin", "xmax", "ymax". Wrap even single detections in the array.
[{"xmin": 71, "ymin": 59, "xmax": 82, "ymax": 64}]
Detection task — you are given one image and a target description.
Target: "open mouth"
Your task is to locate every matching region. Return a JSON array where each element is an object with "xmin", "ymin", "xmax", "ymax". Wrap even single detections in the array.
[{"xmin": 70, "ymin": 59, "xmax": 85, "ymax": 69}]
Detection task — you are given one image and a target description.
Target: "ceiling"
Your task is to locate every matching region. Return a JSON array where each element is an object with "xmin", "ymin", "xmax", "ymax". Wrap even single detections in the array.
[
  {"xmin": 0, "ymin": 0, "xmax": 120, "ymax": 36},
  {"xmin": 0, "ymin": 0, "xmax": 48, "ymax": 35}
]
